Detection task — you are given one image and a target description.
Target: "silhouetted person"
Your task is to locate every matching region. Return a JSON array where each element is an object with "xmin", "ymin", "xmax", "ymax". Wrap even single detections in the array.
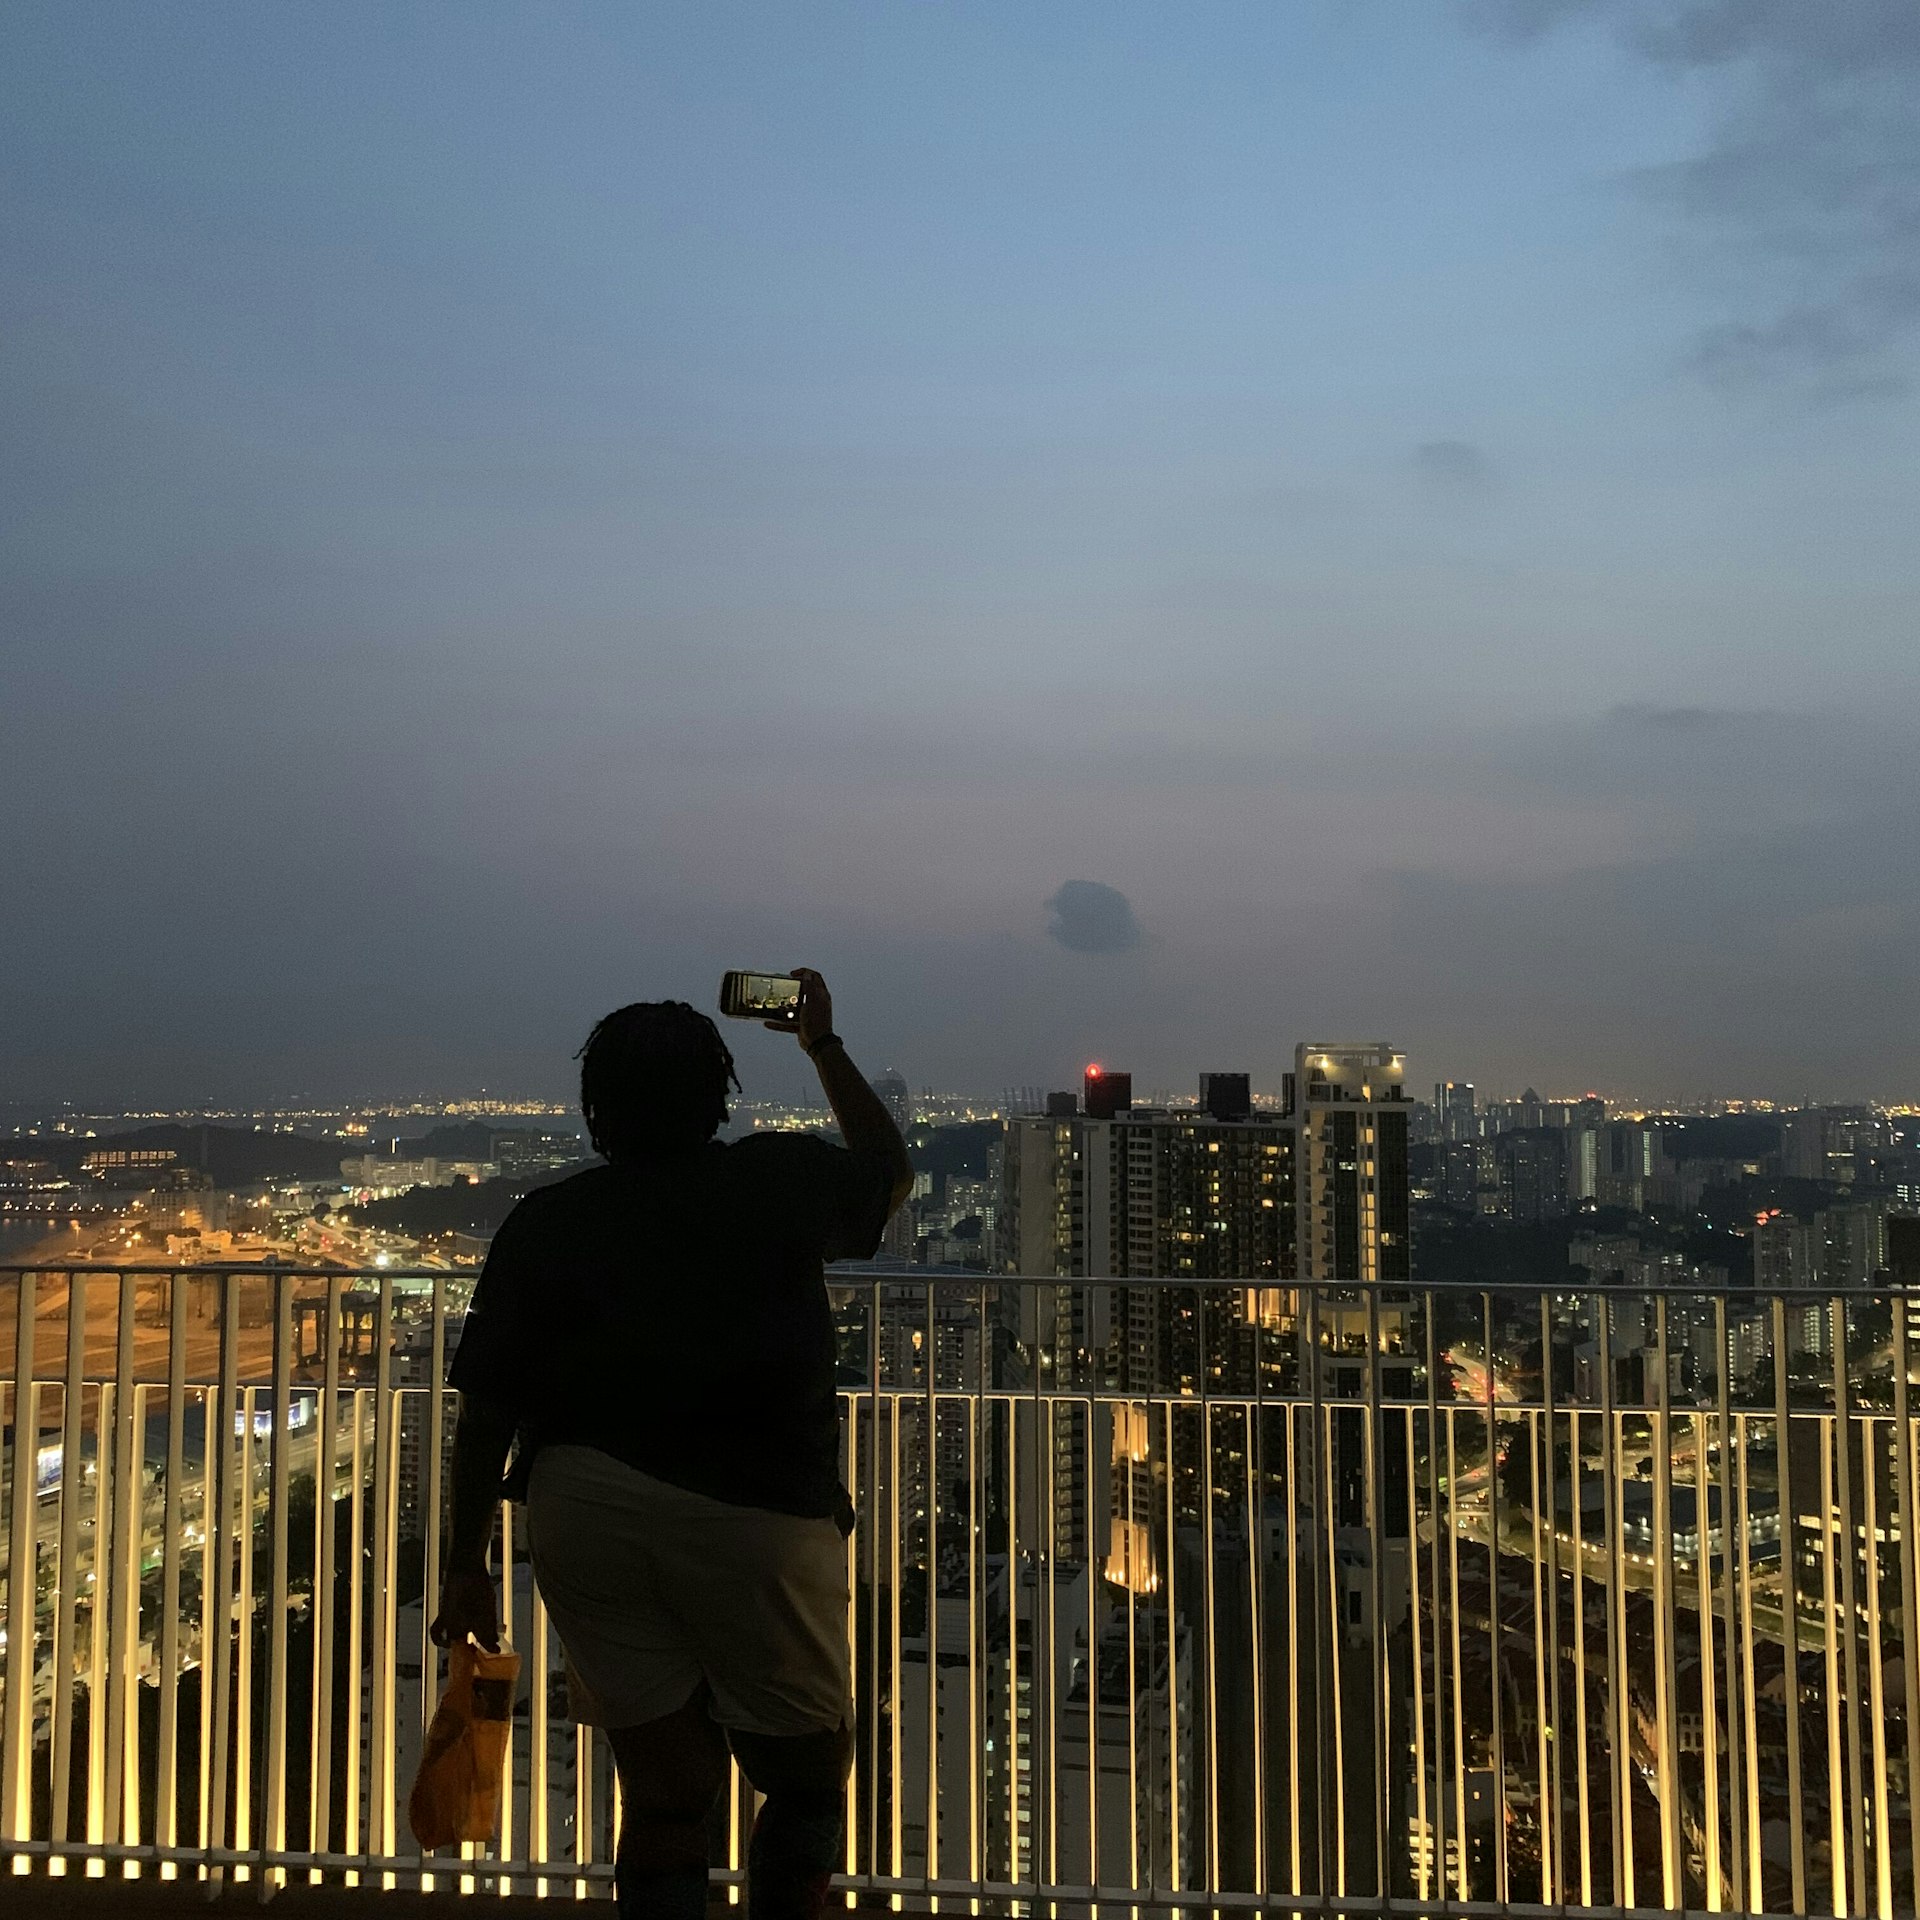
[{"xmin": 432, "ymin": 969, "xmax": 911, "ymax": 1920}]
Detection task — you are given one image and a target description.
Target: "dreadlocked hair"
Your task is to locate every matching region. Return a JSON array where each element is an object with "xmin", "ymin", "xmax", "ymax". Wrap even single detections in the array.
[{"xmin": 576, "ymin": 1001, "xmax": 740, "ymax": 1162}]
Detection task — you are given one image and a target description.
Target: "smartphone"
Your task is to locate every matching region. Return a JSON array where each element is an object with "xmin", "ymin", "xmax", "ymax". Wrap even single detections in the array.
[{"xmin": 719, "ymin": 970, "xmax": 803, "ymax": 1022}]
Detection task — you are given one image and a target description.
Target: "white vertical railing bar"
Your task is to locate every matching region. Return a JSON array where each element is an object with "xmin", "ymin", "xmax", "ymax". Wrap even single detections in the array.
[
  {"xmin": 839, "ymin": 1382, "xmax": 858, "ymax": 1909},
  {"xmin": 1832, "ymin": 1309, "xmax": 1867, "ymax": 1915},
  {"xmin": 232, "ymin": 1371, "xmax": 257, "ymax": 1870},
  {"xmin": 1039, "ymin": 1372, "xmax": 1057, "ymax": 1911},
  {"xmin": 155, "ymin": 1274, "xmax": 188, "ymax": 1869},
  {"xmin": 1714, "ymin": 1297, "xmax": 1744, "ymax": 1915},
  {"xmin": 1596, "ymin": 1293, "xmax": 1627, "ymax": 1908},
  {"xmin": 1444, "ymin": 1400, "xmax": 1467, "ymax": 1908},
  {"xmin": 1404, "ymin": 1405, "xmax": 1428, "ymax": 1905},
  {"xmin": 263, "ymin": 1272, "xmax": 294, "ymax": 1886},
  {"xmin": 865, "ymin": 1281, "xmax": 882, "ymax": 1893},
  {"xmin": 530, "ymin": 1582, "xmax": 550, "ymax": 1893},
  {"xmin": 1692, "ymin": 1406, "xmax": 1722, "ymax": 1912},
  {"xmin": 1247, "ymin": 1319, "xmax": 1268, "ymax": 1907},
  {"xmin": 1650, "ymin": 1296, "xmax": 1680, "ymax": 1910},
  {"xmin": 925, "ymin": 1281, "xmax": 941, "ymax": 1909},
  {"xmin": 969, "ymin": 1318, "xmax": 985, "ymax": 1915},
  {"xmin": 1894, "ymin": 1304, "xmax": 1920, "ymax": 1906},
  {"xmin": 1538, "ymin": 1295, "xmax": 1563, "ymax": 1911},
  {"xmin": 1363, "ymin": 1287, "xmax": 1388, "ymax": 1903},
  {"xmin": 204, "ymin": 1272, "xmax": 240, "ymax": 1888},
  {"xmin": 1859, "ymin": 1410, "xmax": 1892, "ymax": 1920},
  {"xmin": 888, "ymin": 1370, "xmax": 904, "ymax": 1901},
  {"xmin": 1157, "ymin": 1392, "xmax": 1177, "ymax": 1905},
  {"xmin": 1081, "ymin": 1384, "xmax": 1097, "ymax": 1907},
  {"xmin": 425, "ymin": 1277, "xmax": 449, "ymax": 1846},
  {"xmin": 85, "ymin": 1312, "xmax": 112, "ymax": 1864},
  {"xmin": 1481, "ymin": 1291, "xmax": 1507, "ymax": 1908},
  {"xmin": 102, "ymin": 1275, "xmax": 137, "ymax": 1857},
  {"xmin": 1005, "ymin": 1379, "xmax": 1021, "ymax": 1898},
  {"xmin": 1284, "ymin": 1398, "xmax": 1303, "ymax": 1903},
  {"xmin": 1569, "ymin": 1401, "xmax": 1592, "ymax": 1909},
  {"xmin": 497, "ymin": 1488, "xmax": 515, "ymax": 1893},
  {"xmin": 1734, "ymin": 1410, "xmax": 1762, "ymax": 1910},
  {"xmin": 52, "ymin": 1272, "xmax": 87, "ymax": 1860},
  {"xmin": 342, "ymin": 1381, "xmax": 367, "ymax": 1878},
  {"xmin": 367, "ymin": 1276, "xmax": 396, "ymax": 1880},
  {"xmin": 1421, "ymin": 1299, "xmax": 1448, "ymax": 1910},
  {"xmin": 311, "ymin": 1274, "xmax": 342, "ymax": 1873},
  {"xmin": 1, "ymin": 1269, "xmax": 37, "ymax": 1852},
  {"xmin": 1305, "ymin": 1285, "xmax": 1332, "ymax": 1899},
  {"xmin": 1818, "ymin": 1418, "xmax": 1845, "ymax": 1918},
  {"xmin": 1770, "ymin": 1296, "xmax": 1807, "ymax": 1914},
  {"xmin": 1526, "ymin": 1404, "xmax": 1551, "ymax": 1907}
]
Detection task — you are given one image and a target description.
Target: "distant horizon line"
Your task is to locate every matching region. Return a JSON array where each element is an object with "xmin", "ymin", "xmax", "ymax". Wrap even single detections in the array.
[{"xmin": 6, "ymin": 1089, "xmax": 1920, "ymax": 1129}]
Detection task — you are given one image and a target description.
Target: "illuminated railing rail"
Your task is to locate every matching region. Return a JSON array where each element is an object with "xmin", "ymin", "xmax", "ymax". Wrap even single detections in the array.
[{"xmin": 2, "ymin": 1263, "xmax": 1918, "ymax": 1916}]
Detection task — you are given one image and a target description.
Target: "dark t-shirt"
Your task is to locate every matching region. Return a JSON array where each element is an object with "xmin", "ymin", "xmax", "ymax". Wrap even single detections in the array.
[{"xmin": 448, "ymin": 1132, "xmax": 894, "ymax": 1519}]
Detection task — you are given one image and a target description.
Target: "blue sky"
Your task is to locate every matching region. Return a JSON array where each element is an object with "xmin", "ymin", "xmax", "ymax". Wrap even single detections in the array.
[{"xmin": 4, "ymin": 1, "xmax": 1917, "ymax": 1106}]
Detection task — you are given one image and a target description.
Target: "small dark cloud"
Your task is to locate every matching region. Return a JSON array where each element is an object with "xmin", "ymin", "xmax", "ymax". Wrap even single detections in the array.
[
  {"xmin": 1413, "ymin": 438, "xmax": 1495, "ymax": 494},
  {"xmin": 1046, "ymin": 880, "xmax": 1142, "ymax": 955}
]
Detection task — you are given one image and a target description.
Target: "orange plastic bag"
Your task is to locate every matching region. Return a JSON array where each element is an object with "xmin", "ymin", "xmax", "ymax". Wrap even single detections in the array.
[{"xmin": 408, "ymin": 1639, "xmax": 521, "ymax": 1851}]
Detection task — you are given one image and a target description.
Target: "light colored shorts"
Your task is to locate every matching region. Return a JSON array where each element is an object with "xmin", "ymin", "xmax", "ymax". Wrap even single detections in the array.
[{"xmin": 525, "ymin": 1443, "xmax": 852, "ymax": 1737}]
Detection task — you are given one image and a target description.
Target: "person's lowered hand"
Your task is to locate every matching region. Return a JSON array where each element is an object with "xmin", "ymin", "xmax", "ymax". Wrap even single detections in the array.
[{"xmin": 430, "ymin": 1561, "xmax": 500, "ymax": 1651}]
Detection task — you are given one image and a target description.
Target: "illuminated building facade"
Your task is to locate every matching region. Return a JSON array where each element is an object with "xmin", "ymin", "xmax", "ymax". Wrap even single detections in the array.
[{"xmin": 1001, "ymin": 1076, "xmax": 1296, "ymax": 1576}]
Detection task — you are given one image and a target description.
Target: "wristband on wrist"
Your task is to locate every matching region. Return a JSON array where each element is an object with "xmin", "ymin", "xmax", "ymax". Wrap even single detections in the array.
[{"xmin": 804, "ymin": 1031, "xmax": 844, "ymax": 1059}]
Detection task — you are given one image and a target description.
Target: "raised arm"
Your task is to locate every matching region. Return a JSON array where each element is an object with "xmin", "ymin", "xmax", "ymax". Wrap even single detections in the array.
[{"xmin": 776, "ymin": 967, "xmax": 913, "ymax": 1213}]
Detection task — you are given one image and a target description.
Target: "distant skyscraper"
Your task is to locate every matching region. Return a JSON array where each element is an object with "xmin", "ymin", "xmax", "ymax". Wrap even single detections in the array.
[
  {"xmin": 868, "ymin": 1070, "xmax": 917, "ymax": 1260},
  {"xmin": 1289, "ymin": 1041, "xmax": 1415, "ymax": 1536},
  {"xmin": 1001, "ymin": 1084, "xmax": 1295, "ymax": 1572},
  {"xmin": 871, "ymin": 1069, "xmax": 913, "ymax": 1135},
  {"xmin": 1287, "ymin": 1041, "xmax": 1415, "ymax": 1895},
  {"xmin": 1587, "ymin": 1118, "xmax": 1663, "ymax": 1211},
  {"xmin": 1495, "ymin": 1127, "xmax": 1570, "ymax": 1224},
  {"xmin": 1434, "ymin": 1080, "xmax": 1476, "ymax": 1144},
  {"xmin": 1889, "ymin": 1214, "xmax": 1920, "ymax": 1359},
  {"xmin": 1440, "ymin": 1138, "xmax": 1483, "ymax": 1213},
  {"xmin": 1566, "ymin": 1095, "xmax": 1605, "ymax": 1202},
  {"xmin": 1199, "ymin": 1072, "xmax": 1252, "ymax": 1122},
  {"xmin": 1295, "ymin": 1042, "xmax": 1411, "ymax": 1293},
  {"xmin": 1780, "ymin": 1109, "xmax": 1830, "ymax": 1181},
  {"xmin": 1083, "ymin": 1065, "xmax": 1132, "ymax": 1120}
]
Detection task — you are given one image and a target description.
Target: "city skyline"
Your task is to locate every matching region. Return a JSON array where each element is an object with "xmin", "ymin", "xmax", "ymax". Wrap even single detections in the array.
[{"xmin": 11, "ymin": 1064, "xmax": 1920, "ymax": 1134}]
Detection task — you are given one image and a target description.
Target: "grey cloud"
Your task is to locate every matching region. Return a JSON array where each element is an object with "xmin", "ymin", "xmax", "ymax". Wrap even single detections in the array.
[
  {"xmin": 1471, "ymin": 703, "xmax": 1905, "ymax": 830},
  {"xmin": 1413, "ymin": 438, "xmax": 1495, "ymax": 493},
  {"xmin": 1046, "ymin": 881, "xmax": 1143, "ymax": 955},
  {"xmin": 1468, "ymin": 1, "xmax": 1920, "ymax": 394},
  {"xmin": 1376, "ymin": 801, "xmax": 1920, "ymax": 1095},
  {"xmin": 1605, "ymin": 701, "xmax": 1730, "ymax": 732},
  {"xmin": 1462, "ymin": 0, "xmax": 1598, "ymax": 42},
  {"xmin": 1683, "ymin": 288, "xmax": 1920, "ymax": 393}
]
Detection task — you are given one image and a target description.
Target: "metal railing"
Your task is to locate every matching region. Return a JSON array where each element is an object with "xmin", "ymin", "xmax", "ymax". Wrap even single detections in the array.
[{"xmin": 1, "ymin": 1262, "xmax": 1917, "ymax": 1915}]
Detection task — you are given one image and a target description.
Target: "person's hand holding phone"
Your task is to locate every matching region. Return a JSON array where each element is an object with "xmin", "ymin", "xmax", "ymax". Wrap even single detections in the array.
[{"xmin": 771, "ymin": 966, "xmax": 833, "ymax": 1053}]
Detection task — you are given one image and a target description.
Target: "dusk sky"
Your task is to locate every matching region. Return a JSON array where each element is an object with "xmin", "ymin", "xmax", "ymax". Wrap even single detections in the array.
[{"xmin": 4, "ymin": 2, "xmax": 1917, "ymax": 1109}]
